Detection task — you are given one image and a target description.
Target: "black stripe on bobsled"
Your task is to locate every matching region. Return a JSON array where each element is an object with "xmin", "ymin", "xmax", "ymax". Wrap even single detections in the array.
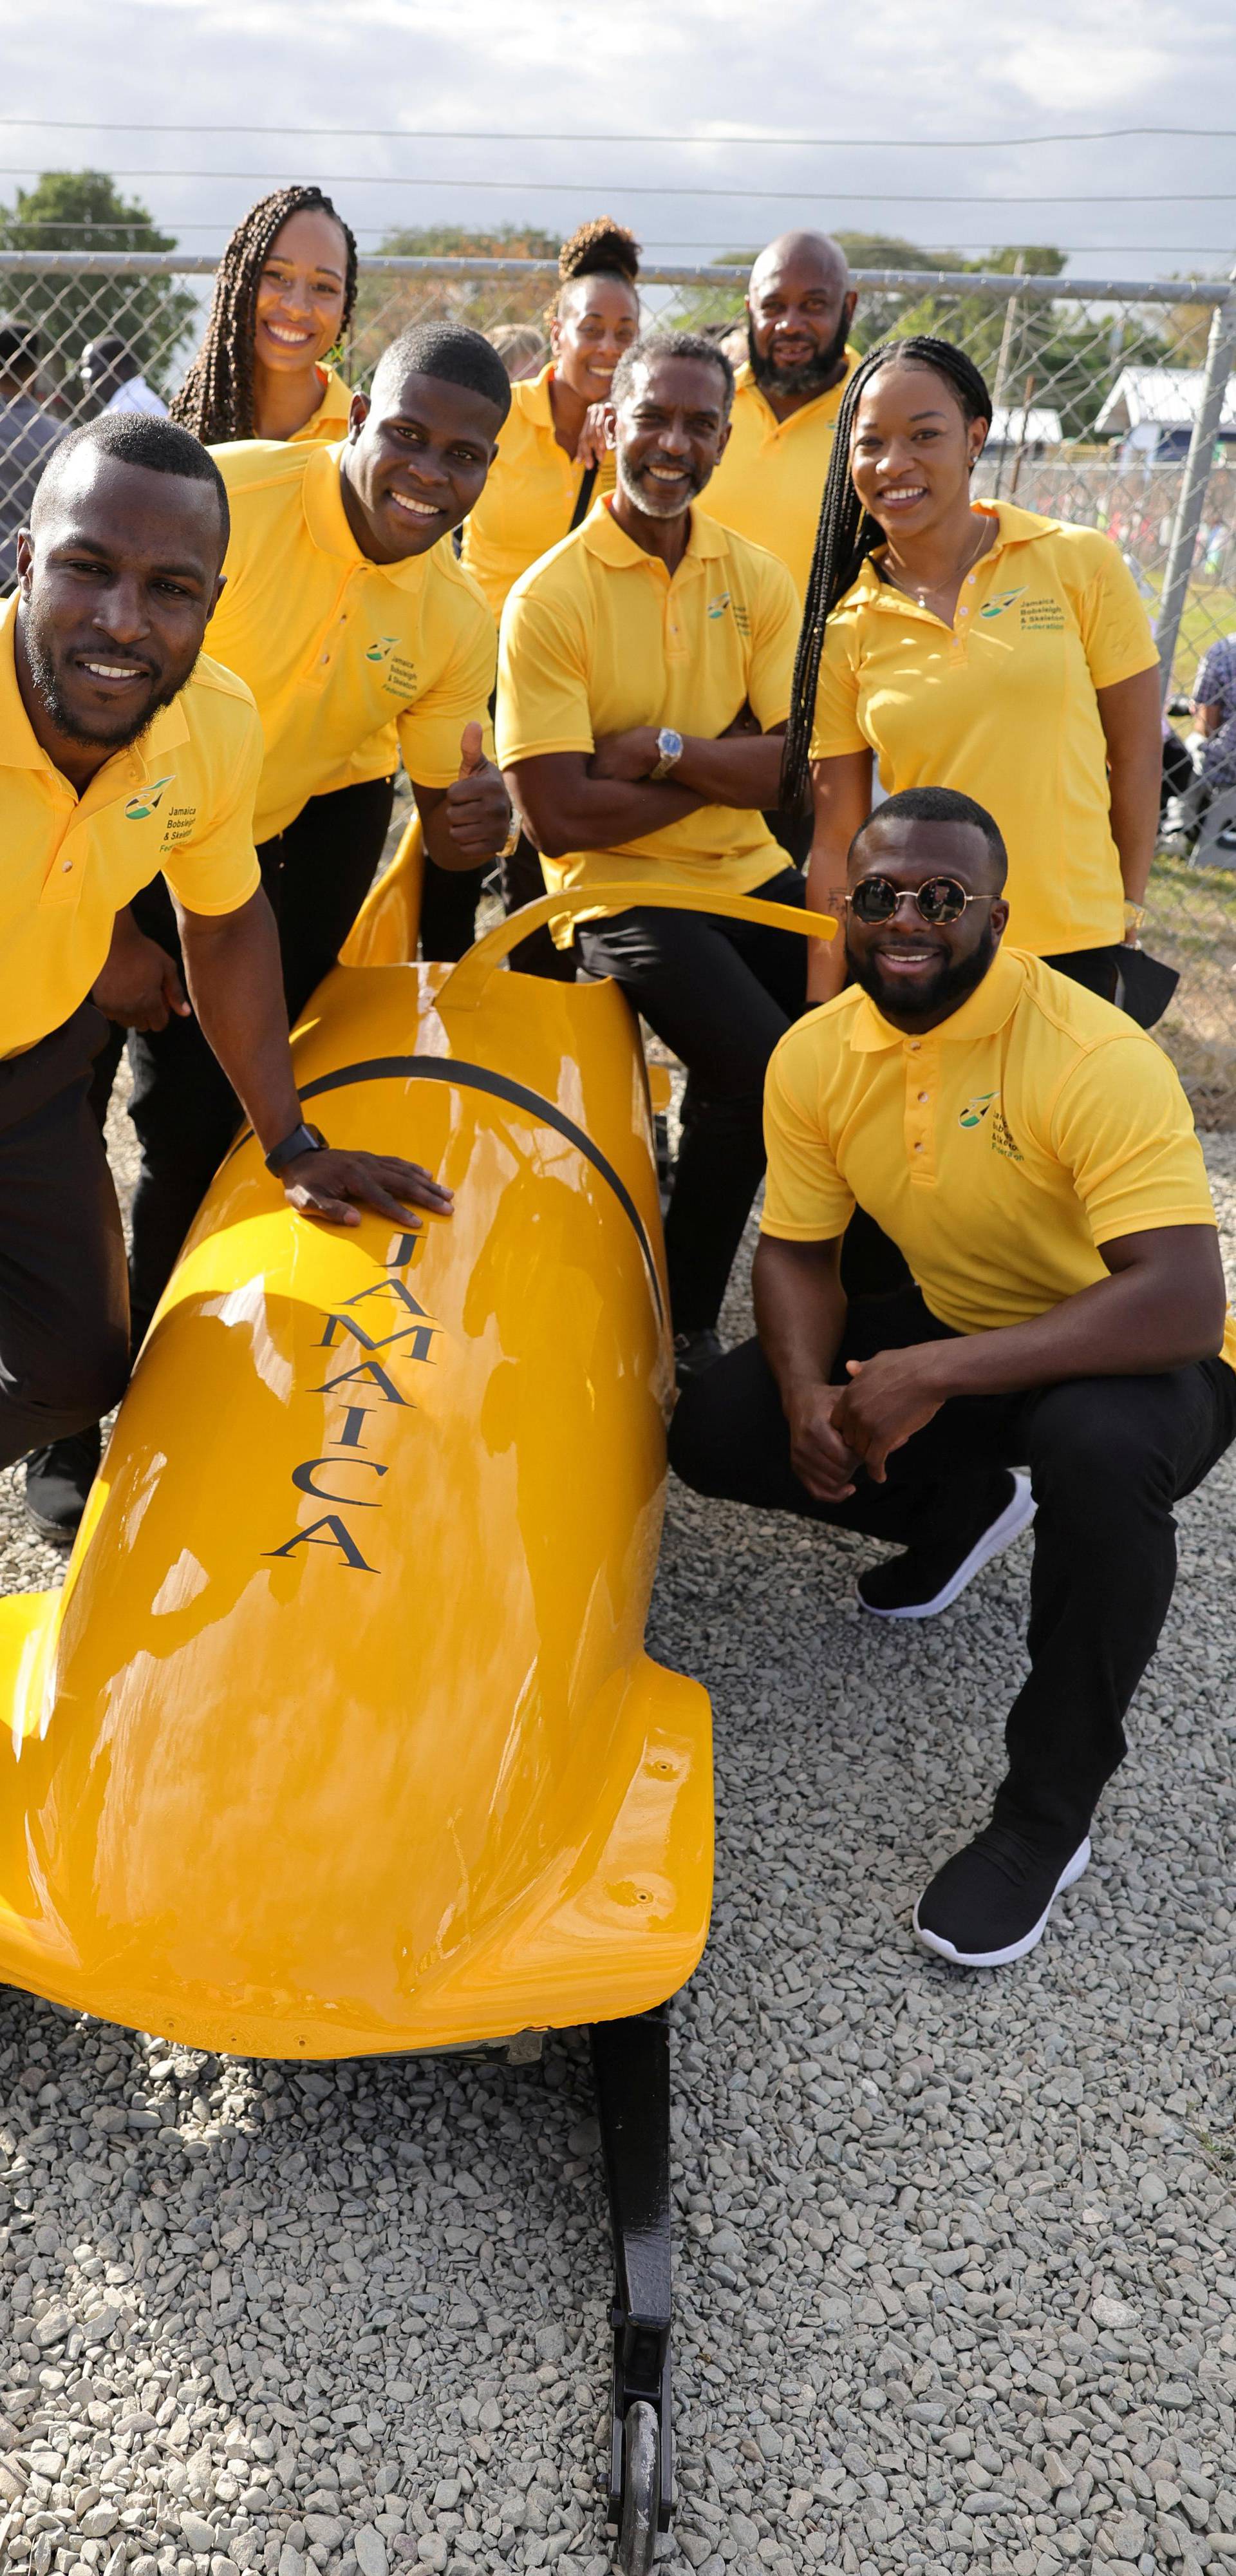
[{"xmin": 290, "ymin": 1055, "xmax": 665, "ymax": 1321}]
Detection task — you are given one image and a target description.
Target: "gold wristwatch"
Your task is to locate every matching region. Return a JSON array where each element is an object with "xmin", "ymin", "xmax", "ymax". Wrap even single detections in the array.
[{"xmin": 1123, "ymin": 900, "xmax": 1147, "ymax": 942}]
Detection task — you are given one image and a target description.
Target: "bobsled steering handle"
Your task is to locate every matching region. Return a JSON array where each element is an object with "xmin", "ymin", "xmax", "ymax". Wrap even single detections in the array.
[{"xmin": 436, "ymin": 880, "xmax": 838, "ymax": 1013}]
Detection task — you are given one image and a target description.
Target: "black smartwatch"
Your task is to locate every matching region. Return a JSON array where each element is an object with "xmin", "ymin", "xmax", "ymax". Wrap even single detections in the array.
[{"xmin": 265, "ymin": 1119, "xmax": 328, "ymax": 1175}]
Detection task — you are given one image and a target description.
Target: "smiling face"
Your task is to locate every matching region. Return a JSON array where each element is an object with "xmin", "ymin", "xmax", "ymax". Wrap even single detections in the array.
[
  {"xmin": 550, "ymin": 273, "xmax": 640, "ymax": 406},
  {"xmin": 844, "ymin": 813, "xmax": 1009, "ymax": 1028},
  {"xmin": 610, "ymin": 354, "xmax": 731, "ymax": 525},
  {"xmin": 850, "ymin": 359, "xmax": 988, "ymax": 543},
  {"xmin": 747, "ymin": 235, "xmax": 856, "ymax": 402},
  {"xmin": 340, "ymin": 368, "xmax": 505, "ymax": 565},
  {"xmin": 16, "ymin": 451, "xmax": 225, "ymax": 766},
  {"xmin": 253, "ymin": 207, "xmax": 350, "ymax": 379}
]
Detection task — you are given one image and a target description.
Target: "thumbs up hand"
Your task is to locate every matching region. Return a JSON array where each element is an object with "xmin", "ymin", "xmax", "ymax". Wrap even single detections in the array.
[
  {"xmin": 439, "ymin": 721, "xmax": 512, "ymax": 864},
  {"xmin": 457, "ymin": 719, "xmax": 485, "ymax": 777}
]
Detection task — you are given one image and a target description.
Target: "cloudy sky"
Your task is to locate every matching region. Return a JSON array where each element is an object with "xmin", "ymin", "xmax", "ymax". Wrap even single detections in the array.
[{"xmin": 5, "ymin": 0, "xmax": 1236, "ymax": 279}]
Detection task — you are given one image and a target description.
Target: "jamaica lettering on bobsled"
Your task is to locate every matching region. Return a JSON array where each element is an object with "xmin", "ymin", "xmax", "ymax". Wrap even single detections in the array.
[{"xmin": 0, "ymin": 864, "xmax": 834, "ymax": 2573}]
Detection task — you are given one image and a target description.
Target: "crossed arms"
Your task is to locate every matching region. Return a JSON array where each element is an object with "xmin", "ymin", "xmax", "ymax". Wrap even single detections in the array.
[{"xmin": 507, "ymin": 712, "xmax": 785, "ymax": 860}]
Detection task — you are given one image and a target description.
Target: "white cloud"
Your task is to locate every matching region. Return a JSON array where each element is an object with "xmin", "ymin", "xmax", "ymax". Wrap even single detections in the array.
[{"xmin": 1, "ymin": 0, "xmax": 1233, "ymax": 275}]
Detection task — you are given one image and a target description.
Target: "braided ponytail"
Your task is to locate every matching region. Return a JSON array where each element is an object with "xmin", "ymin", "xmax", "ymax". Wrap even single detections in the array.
[
  {"xmin": 779, "ymin": 336, "xmax": 993, "ymax": 811},
  {"xmin": 171, "ymin": 185, "xmax": 358, "ymax": 447}
]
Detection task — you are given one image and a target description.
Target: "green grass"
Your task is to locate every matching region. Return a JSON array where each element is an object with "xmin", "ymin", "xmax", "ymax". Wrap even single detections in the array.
[{"xmin": 1146, "ymin": 853, "xmax": 1236, "ymax": 1124}]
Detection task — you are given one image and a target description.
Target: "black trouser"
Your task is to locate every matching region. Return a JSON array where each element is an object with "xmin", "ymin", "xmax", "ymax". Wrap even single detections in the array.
[
  {"xmin": 0, "ymin": 1005, "xmax": 129, "ymax": 1472},
  {"xmin": 671, "ymin": 1287, "xmax": 1236, "ymax": 1847},
  {"xmin": 578, "ymin": 867, "xmax": 809, "ymax": 1332},
  {"xmin": 419, "ymin": 853, "xmax": 489, "ymax": 964},
  {"xmin": 1044, "ymin": 944, "xmax": 1126, "ymax": 1005},
  {"xmin": 500, "ymin": 829, "xmax": 576, "ymax": 983},
  {"xmin": 93, "ymin": 774, "xmax": 395, "ymax": 1348}
]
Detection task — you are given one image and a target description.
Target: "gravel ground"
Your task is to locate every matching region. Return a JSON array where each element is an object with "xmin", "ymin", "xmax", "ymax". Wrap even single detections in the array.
[{"xmin": 1, "ymin": 1084, "xmax": 1234, "ymax": 2576}]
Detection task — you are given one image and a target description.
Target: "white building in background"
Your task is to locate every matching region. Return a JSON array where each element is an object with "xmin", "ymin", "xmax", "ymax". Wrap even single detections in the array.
[
  {"xmin": 986, "ymin": 405, "xmax": 1063, "ymax": 456},
  {"xmin": 1095, "ymin": 367, "xmax": 1236, "ymax": 464}
]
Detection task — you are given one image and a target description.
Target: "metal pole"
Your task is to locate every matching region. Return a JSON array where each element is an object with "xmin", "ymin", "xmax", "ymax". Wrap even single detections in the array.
[
  {"xmin": 989, "ymin": 256, "xmax": 1024, "ymax": 501},
  {"xmin": 1156, "ymin": 261, "xmax": 1236, "ymax": 701}
]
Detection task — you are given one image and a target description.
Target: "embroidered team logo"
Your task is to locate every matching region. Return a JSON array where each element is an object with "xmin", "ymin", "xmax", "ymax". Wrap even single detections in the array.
[
  {"xmin": 706, "ymin": 591, "xmax": 731, "ymax": 620},
  {"xmin": 979, "ymin": 587, "xmax": 1026, "ymax": 620},
  {"xmin": 959, "ymin": 1092, "xmax": 995, "ymax": 1128},
  {"xmin": 364, "ymin": 635, "xmax": 398, "ymax": 663},
  {"xmin": 124, "ymin": 775, "xmax": 175, "ymax": 821}
]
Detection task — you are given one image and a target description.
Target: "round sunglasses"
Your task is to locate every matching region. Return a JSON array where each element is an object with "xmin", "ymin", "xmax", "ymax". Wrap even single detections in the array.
[{"xmin": 845, "ymin": 874, "xmax": 984, "ymax": 927}]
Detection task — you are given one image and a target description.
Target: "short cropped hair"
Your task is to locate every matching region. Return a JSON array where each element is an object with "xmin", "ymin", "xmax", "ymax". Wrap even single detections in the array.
[
  {"xmin": 370, "ymin": 322, "xmax": 512, "ymax": 426},
  {"xmin": 611, "ymin": 329, "xmax": 735, "ymax": 412},
  {"xmin": 852, "ymin": 785, "xmax": 1008, "ymax": 885},
  {"xmin": 0, "ymin": 323, "xmax": 40, "ymax": 378},
  {"xmin": 31, "ymin": 412, "xmax": 230, "ymax": 549}
]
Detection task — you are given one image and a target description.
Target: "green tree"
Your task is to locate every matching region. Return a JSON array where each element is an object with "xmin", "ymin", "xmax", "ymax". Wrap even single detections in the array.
[
  {"xmin": 0, "ymin": 171, "xmax": 196, "ymax": 404},
  {"xmin": 350, "ymin": 223, "xmax": 561, "ymax": 374}
]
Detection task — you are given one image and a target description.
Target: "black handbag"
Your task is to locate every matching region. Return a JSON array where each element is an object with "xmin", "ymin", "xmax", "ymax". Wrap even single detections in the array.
[{"xmin": 1113, "ymin": 945, "xmax": 1179, "ymax": 1030}]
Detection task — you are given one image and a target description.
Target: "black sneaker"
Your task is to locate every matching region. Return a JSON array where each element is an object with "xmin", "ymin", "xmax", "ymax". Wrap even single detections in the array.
[
  {"xmin": 913, "ymin": 1821, "xmax": 1091, "ymax": 1967},
  {"xmin": 857, "ymin": 1469, "xmax": 1035, "ymax": 1619},
  {"xmin": 673, "ymin": 1327, "xmax": 722, "ymax": 1386},
  {"xmin": 24, "ymin": 1426, "xmax": 101, "ymax": 1544}
]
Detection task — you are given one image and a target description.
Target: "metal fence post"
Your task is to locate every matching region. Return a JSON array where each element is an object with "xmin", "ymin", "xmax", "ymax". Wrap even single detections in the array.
[{"xmin": 1155, "ymin": 262, "xmax": 1236, "ymax": 700}]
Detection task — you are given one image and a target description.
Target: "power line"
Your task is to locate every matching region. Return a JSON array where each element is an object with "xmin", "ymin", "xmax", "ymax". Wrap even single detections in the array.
[
  {"xmin": 1, "ymin": 226, "xmax": 1231, "ymax": 258},
  {"xmin": 1, "ymin": 168, "xmax": 1234, "ymax": 203},
  {"xmin": 1, "ymin": 119, "xmax": 1235, "ymax": 147}
]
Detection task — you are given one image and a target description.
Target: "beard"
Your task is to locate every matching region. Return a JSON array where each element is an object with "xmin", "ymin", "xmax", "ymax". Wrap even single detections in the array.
[
  {"xmin": 748, "ymin": 306, "xmax": 852, "ymax": 404},
  {"xmin": 614, "ymin": 448, "xmax": 707, "ymax": 522},
  {"xmin": 847, "ymin": 918, "xmax": 1001, "ymax": 1023},
  {"xmin": 21, "ymin": 604, "xmax": 188, "ymax": 753}
]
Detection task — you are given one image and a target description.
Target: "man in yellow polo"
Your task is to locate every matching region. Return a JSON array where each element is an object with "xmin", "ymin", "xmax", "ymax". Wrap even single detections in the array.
[
  {"xmin": 705, "ymin": 231, "xmax": 859, "ymax": 864},
  {"xmin": 706, "ymin": 231, "xmax": 859, "ymax": 607},
  {"xmin": 498, "ymin": 328, "xmax": 804, "ymax": 1379},
  {"xmin": 37, "ymin": 325, "xmax": 512, "ymax": 1535},
  {"xmin": 5, "ymin": 414, "xmax": 451, "ymax": 1532},
  {"xmin": 671, "ymin": 786, "xmax": 1236, "ymax": 1969}
]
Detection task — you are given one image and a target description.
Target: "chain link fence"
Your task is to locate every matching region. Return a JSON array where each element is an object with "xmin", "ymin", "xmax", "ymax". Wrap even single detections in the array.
[{"xmin": 3, "ymin": 251, "xmax": 1235, "ymax": 1111}]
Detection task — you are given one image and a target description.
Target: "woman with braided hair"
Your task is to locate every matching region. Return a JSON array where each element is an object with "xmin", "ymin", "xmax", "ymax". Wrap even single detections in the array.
[
  {"xmin": 783, "ymin": 335, "xmax": 1162, "ymax": 1007},
  {"xmin": 457, "ymin": 218, "xmax": 641, "ymax": 975},
  {"xmin": 171, "ymin": 185, "xmax": 357, "ymax": 446}
]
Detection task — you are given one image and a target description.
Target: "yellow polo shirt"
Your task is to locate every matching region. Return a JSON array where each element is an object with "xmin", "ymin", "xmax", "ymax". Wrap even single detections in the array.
[
  {"xmin": 706, "ymin": 348, "xmax": 861, "ymax": 603},
  {"xmin": 810, "ymin": 500, "xmax": 1158, "ymax": 958},
  {"xmin": 460, "ymin": 365, "xmax": 617, "ymax": 623},
  {"xmin": 762, "ymin": 943, "xmax": 1236, "ymax": 1370},
  {"xmin": 289, "ymin": 363, "xmax": 354, "ymax": 446},
  {"xmin": 207, "ymin": 439, "xmax": 497, "ymax": 842},
  {"xmin": 497, "ymin": 500, "xmax": 799, "ymax": 941},
  {"xmin": 0, "ymin": 596, "xmax": 261, "ymax": 1057}
]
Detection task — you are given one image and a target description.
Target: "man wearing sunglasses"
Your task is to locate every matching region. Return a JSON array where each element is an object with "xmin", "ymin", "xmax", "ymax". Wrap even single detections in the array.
[{"xmin": 671, "ymin": 783, "xmax": 1236, "ymax": 1969}]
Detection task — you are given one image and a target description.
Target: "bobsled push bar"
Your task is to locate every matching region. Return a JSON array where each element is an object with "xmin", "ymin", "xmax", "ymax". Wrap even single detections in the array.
[{"xmin": 434, "ymin": 876, "xmax": 838, "ymax": 1010}]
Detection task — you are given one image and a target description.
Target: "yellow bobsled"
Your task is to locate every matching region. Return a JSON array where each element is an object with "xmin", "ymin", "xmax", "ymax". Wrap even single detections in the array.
[{"xmin": 0, "ymin": 856, "xmax": 834, "ymax": 2571}]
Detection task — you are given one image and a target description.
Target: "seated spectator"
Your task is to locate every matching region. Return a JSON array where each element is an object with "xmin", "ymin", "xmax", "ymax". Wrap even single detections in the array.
[
  {"xmin": 671, "ymin": 785, "xmax": 1236, "ymax": 1967},
  {"xmin": 0, "ymin": 325, "xmax": 62, "ymax": 589},
  {"xmin": 490, "ymin": 323, "xmax": 549, "ymax": 383},
  {"xmin": 498, "ymin": 328, "xmax": 807, "ymax": 1380},
  {"xmin": 80, "ymin": 337, "xmax": 169, "ymax": 419},
  {"xmin": 1164, "ymin": 635, "xmax": 1236, "ymax": 847}
]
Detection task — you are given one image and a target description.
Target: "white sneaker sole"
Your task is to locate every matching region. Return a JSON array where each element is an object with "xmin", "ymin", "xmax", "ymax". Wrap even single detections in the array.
[
  {"xmin": 858, "ymin": 1470, "xmax": 1036, "ymax": 1620},
  {"xmin": 913, "ymin": 1836, "xmax": 1092, "ymax": 1968}
]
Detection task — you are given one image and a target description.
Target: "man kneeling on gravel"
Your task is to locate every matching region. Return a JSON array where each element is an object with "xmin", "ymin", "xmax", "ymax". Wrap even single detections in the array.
[{"xmin": 670, "ymin": 784, "xmax": 1236, "ymax": 1969}]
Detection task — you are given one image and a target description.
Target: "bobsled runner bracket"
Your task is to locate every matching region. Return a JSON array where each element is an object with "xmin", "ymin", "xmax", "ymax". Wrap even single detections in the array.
[{"xmin": 590, "ymin": 2007, "xmax": 673, "ymax": 2572}]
